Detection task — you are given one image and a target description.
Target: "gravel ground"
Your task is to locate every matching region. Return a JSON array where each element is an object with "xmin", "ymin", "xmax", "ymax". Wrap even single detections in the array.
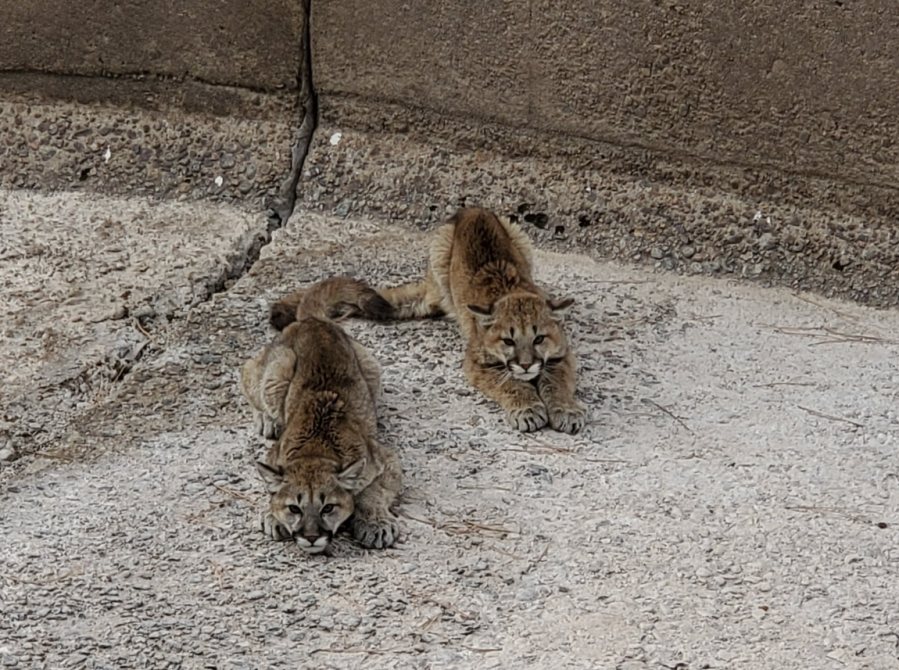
[{"xmin": 2, "ymin": 210, "xmax": 898, "ymax": 669}]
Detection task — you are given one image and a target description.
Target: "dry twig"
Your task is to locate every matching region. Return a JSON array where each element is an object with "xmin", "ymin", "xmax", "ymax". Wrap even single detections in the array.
[
  {"xmin": 643, "ymin": 398, "xmax": 694, "ymax": 434},
  {"xmin": 797, "ymin": 405, "xmax": 865, "ymax": 429},
  {"xmin": 212, "ymin": 484, "xmax": 258, "ymax": 505},
  {"xmin": 311, "ymin": 647, "xmax": 416, "ymax": 656},
  {"xmin": 792, "ymin": 292, "xmax": 859, "ymax": 322},
  {"xmin": 132, "ymin": 316, "xmax": 159, "ymax": 345},
  {"xmin": 208, "ymin": 560, "xmax": 225, "ymax": 589}
]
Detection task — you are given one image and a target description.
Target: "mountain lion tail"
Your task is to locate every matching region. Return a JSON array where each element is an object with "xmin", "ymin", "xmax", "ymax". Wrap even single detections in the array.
[
  {"xmin": 270, "ymin": 277, "xmax": 395, "ymax": 331},
  {"xmin": 377, "ymin": 276, "xmax": 446, "ymax": 320}
]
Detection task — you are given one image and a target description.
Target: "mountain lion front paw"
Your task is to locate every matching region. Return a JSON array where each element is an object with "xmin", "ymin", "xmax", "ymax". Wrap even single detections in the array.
[
  {"xmin": 548, "ymin": 404, "xmax": 586, "ymax": 435},
  {"xmin": 352, "ymin": 512, "xmax": 399, "ymax": 549},
  {"xmin": 507, "ymin": 403, "xmax": 549, "ymax": 432},
  {"xmin": 253, "ymin": 412, "xmax": 283, "ymax": 440},
  {"xmin": 260, "ymin": 512, "xmax": 292, "ymax": 542}
]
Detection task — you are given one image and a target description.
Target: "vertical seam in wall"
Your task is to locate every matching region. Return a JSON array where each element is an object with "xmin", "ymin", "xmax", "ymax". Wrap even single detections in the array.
[{"xmin": 268, "ymin": 0, "xmax": 319, "ymax": 229}]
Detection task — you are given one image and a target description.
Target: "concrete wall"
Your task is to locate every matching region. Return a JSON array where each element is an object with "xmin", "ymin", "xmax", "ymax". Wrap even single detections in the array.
[
  {"xmin": 0, "ymin": 0, "xmax": 303, "ymax": 91},
  {"xmin": 3, "ymin": 0, "xmax": 896, "ymax": 191},
  {"xmin": 313, "ymin": 0, "xmax": 899, "ymax": 192}
]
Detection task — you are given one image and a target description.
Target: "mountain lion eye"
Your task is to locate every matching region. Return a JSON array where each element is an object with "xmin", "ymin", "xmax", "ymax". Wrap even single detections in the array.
[
  {"xmin": 502, "ymin": 338, "xmax": 515, "ymax": 346},
  {"xmin": 321, "ymin": 504, "xmax": 335, "ymax": 515},
  {"xmin": 288, "ymin": 504, "xmax": 302, "ymax": 515},
  {"xmin": 533, "ymin": 335, "xmax": 545, "ymax": 345}
]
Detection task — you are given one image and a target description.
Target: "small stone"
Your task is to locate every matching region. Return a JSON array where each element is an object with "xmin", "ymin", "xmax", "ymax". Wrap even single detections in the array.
[
  {"xmin": 757, "ymin": 233, "xmax": 776, "ymax": 250},
  {"xmin": 523, "ymin": 463, "xmax": 553, "ymax": 484},
  {"xmin": 650, "ymin": 247, "xmax": 665, "ymax": 260},
  {"xmin": 220, "ymin": 153, "xmax": 235, "ymax": 169},
  {"xmin": 246, "ymin": 591, "xmax": 265, "ymax": 601},
  {"xmin": 340, "ymin": 615, "xmax": 361, "ymax": 629},
  {"xmin": 132, "ymin": 304, "xmax": 156, "ymax": 320},
  {"xmin": 681, "ymin": 246, "xmax": 696, "ymax": 259},
  {"xmin": 0, "ymin": 446, "xmax": 18, "ymax": 463},
  {"xmin": 335, "ymin": 199, "xmax": 352, "ymax": 217},
  {"xmin": 516, "ymin": 587, "xmax": 539, "ymax": 602}
]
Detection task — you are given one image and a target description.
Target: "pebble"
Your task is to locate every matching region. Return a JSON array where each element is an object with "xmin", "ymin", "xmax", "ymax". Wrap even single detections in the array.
[
  {"xmin": 0, "ymin": 446, "xmax": 18, "ymax": 463},
  {"xmin": 516, "ymin": 587, "xmax": 539, "ymax": 602},
  {"xmin": 757, "ymin": 233, "xmax": 777, "ymax": 250},
  {"xmin": 132, "ymin": 304, "xmax": 156, "ymax": 320}
]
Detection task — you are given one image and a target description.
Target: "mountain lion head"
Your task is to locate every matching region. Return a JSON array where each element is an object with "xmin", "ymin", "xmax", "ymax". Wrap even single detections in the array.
[
  {"xmin": 256, "ymin": 457, "xmax": 368, "ymax": 554},
  {"xmin": 468, "ymin": 294, "xmax": 573, "ymax": 382}
]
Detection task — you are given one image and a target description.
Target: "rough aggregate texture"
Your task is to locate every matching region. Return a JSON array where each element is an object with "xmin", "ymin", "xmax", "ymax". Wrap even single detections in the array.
[
  {"xmin": 0, "ymin": 188, "xmax": 267, "ymax": 462},
  {"xmin": 0, "ymin": 93, "xmax": 296, "ymax": 205},
  {"xmin": 298, "ymin": 115, "xmax": 899, "ymax": 308},
  {"xmin": 1, "ymin": 0, "xmax": 304, "ymax": 90},
  {"xmin": 2, "ymin": 210, "xmax": 898, "ymax": 669},
  {"xmin": 313, "ymin": 1, "xmax": 899, "ymax": 196}
]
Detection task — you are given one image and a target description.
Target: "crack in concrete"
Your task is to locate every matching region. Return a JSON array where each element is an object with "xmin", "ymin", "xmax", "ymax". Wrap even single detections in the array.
[
  {"xmin": 202, "ymin": 0, "xmax": 319, "ymax": 301},
  {"xmin": 269, "ymin": 0, "xmax": 319, "ymax": 229}
]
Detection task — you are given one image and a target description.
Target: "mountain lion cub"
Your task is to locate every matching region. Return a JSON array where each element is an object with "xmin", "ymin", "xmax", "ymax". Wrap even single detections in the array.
[
  {"xmin": 378, "ymin": 207, "xmax": 586, "ymax": 434},
  {"xmin": 241, "ymin": 277, "xmax": 401, "ymax": 554}
]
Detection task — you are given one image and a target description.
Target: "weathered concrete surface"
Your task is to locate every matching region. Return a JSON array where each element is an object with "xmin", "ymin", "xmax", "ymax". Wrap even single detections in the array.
[
  {"xmin": 2, "ymin": 209, "xmax": 899, "ymax": 668},
  {"xmin": 298, "ymin": 122, "xmax": 899, "ymax": 308},
  {"xmin": 0, "ymin": 92, "xmax": 297, "ymax": 203},
  {"xmin": 0, "ymin": 0, "xmax": 304, "ymax": 91},
  {"xmin": 0, "ymin": 188, "xmax": 267, "ymax": 460},
  {"xmin": 314, "ymin": 0, "xmax": 899, "ymax": 193}
]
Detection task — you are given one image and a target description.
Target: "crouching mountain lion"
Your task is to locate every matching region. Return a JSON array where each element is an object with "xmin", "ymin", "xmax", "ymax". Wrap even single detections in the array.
[
  {"xmin": 240, "ymin": 277, "xmax": 401, "ymax": 554},
  {"xmin": 377, "ymin": 207, "xmax": 586, "ymax": 434}
]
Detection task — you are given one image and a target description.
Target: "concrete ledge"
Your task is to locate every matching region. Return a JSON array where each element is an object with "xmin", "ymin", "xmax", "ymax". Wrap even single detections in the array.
[{"xmin": 298, "ymin": 116, "xmax": 899, "ymax": 307}]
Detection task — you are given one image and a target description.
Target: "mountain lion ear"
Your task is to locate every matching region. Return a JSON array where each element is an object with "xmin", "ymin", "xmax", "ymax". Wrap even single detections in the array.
[
  {"xmin": 467, "ymin": 303, "xmax": 495, "ymax": 327},
  {"xmin": 256, "ymin": 461, "xmax": 285, "ymax": 493},
  {"xmin": 336, "ymin": 458, "xmax": 368, "ymax": 493},
  {"xmin": 547, "ymin": 297, "xmax": 574, "ymax": 320}
]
